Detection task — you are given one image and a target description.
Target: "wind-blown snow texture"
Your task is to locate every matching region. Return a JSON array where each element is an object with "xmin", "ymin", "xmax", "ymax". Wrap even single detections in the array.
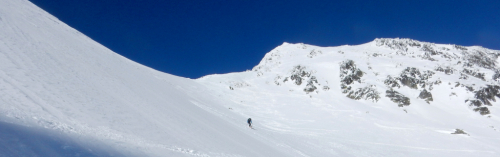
[{"xmin": 1, "ymin": 0, "xmax": 500, "ymax": 156}]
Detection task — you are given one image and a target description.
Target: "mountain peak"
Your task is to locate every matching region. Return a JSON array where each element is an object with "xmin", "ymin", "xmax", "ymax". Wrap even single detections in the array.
[{"xmin": 213, "ymin": 38, "xmax": 500, "ymax": 117}]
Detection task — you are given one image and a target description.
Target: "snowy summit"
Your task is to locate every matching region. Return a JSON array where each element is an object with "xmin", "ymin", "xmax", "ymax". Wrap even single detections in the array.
[{"xmin": 0, "ymin": 0, "xmax": 499, "ymax": 156}]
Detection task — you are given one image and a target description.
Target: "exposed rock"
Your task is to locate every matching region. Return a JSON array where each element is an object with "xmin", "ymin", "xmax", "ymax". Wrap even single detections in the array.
[
  {"xmin": 340, "ymin": 60, "xmax": 364, "ymax": 85},
  {"xmin": 384, "ymin": 67, "xmax": 435, "ymax": 91},
  {"xmin": 289, "ymin": 65, "xmax": 310, "ymax": 85},
  {"xmin": 462, "ymin": 68, "xmax": 485, "ymax": 81},
  {"xmin": 450, "ymin": 92, "xmax": 457, "ymax": 96},
  {"xmin": 474, "ymin": 85, "xmax": 500, "ymax": 106},
  {"xmin": 420, "ymin": 44, "xmax": 441, "ymax": 61},
  {"xmin": 398, "ymin": 67, "xmax": 434, "ymax": 89},
  {"xmin": 492, "ymin": 71, "xmax": 500, "ymax": 82},
  {"xmin": 451, "ymin": 129, "xmax": 469, "ymax": 135},
  {"xmin": 375, "ymin": 38, "xmax": 422, "ymax": 52},
  {"xmin": 462, "ymin": 50, "xmax": 497, "ymax": 70},
  {"xmin": 304, "ymin": 84, "xmax": 317, "ymax": 93},
  {"xmin": 466, "ymin": 99, "xmax": 482, "ymax": 107},
  {"xmin": 339, "ymin": 60, "xmax": 381, "ymax": 101},
  {"xmin": 280, "ymin": 65, "xmax": 322, "ymax": 94},
  {"xmin": 283, "ymin": 77, "xmax": 289, "ymax": 83},
  {"xmin": 440, "ymin": 53, "xmax": 460, "ymax": 61},
  {"xmin": 386, "ymin": 89, "xmax": 411, "ymax": 107},
  {"xmin": 435, "ymin": 66, "xmax": 455, "ymax": 75},
  {"xmin": 421, "ymin": 44, "xmax": 441, "ymax": 55},
  {"xmin": 298, "ymin": 43, "xmax": 307, "ymax": 49},
  {"xmin": 274, "ymin": 75, "xmax": 282, "ymax": 85},
  {"xmin": 309, "ymin": 76, "xmax": 318, "ymax": 84},
  {"xmin": 459, "ymin": 73, "xmax": 469, "ymax": 80},
  {"xmin": 307, "ymin": 49, "xmax": 322, "ymax": 58},
  {"xmin": 304, "ymin": 76, "xmax": 318, "ymax": 94},
  {"xmin": 473, "ymin": 107, "xmax": 490, "ymax": 115},
  {"xmin": 454, "ymin": 45, "xmax": 468, "ymax": 51},
  {"xmin": 464, "ymin": 85, "xmax": 500, "ymax": 115},
  {"xmin": 440, "ymin": 47, "xmax": 451, "ymax": 51},
  {"xmin": 400, "ymin": 74, "xmax": 420, "ymax": 89},
  {"xmin": 346, "ymin": 86, "xmax": 380, "ymax": 102},
  {"xmin": 384, "ymin": 75, "xmax": 401, "ymax": 88},
  {"xmin": 420, "ymin": 70, "xmax": 435, "ymax": 81},
  {"xmin": 433, "ymin": 79, "xmax": 442, "ymax": 85},
  {"xmin": 341, "ymin": 84, "xmax": 352, "ymax": 94},
  {"xmin": 462, "ymin": 85, "xmax": 474, "ymax": 92},
  {"xmin": 418, "ymin": 89, "xmax": 433, "ymax": 104},
  {"xmin": 322, "ymin": 86, "xmax": 330, "ymax": 91}
]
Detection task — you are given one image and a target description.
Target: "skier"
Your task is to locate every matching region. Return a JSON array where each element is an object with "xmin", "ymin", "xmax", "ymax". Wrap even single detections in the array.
[{"xmin": 247, "ymin": 118, "xmax": 252, "ymax": 128}]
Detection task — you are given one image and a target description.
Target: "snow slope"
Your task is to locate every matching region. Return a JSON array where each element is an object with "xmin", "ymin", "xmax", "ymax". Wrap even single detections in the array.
[
  {"xmin": 1, "ymin": 0, "xmax": 500, "ymax": 156},
  {"xmin": 0, "ymin": 0, "xmax": 292, "ymax": 156},
  {"xmin": 197, "ymin": 40, "xmax": 500, "ymax": 156}
]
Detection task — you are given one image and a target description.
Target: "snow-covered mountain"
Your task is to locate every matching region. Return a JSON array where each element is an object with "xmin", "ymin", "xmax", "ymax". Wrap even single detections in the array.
[
  {"xmin": 200, "ymin": 38, "xmax": 500, "ymax": 116},
  {"xmin": 1, "ymin": 0, "xmax": 499, "ymax": 156},
  {"xmin": 197, "ymin": 39, "xmax": 500, "ymax": 156}
]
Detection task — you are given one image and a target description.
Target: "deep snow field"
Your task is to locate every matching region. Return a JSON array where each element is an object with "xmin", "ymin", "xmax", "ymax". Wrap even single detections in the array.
[{"xmin": 1, "ymin": 0, "xmax": 499, "ymax": 156}]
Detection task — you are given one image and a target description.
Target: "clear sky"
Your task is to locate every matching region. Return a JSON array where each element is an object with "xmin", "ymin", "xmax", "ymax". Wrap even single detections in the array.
[{"xmin": 29, "ymin": 0, "xmax": 500, "ymax": 79}]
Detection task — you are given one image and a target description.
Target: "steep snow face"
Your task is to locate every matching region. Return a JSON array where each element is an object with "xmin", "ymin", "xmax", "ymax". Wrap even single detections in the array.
[
  {"xmin": 0, "ymin": 0, "xmax": 292, "ymax": 156},
  {"xmin": 197, "ymin": 39, "xmax": 500, "ymax": 156}
]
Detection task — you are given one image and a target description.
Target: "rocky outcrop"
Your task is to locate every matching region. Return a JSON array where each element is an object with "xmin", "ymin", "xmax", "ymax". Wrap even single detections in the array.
[
  {"xmin": 493, "ymin": 71, "xmax": 500, "ymax": 83},
  {"xmin": 474, "ymin": 85, "xmax": 500, "ymax": 106},
  {"xmin": 382, "ymin": 67, "xmax": 437, "ymax": 106},
  {"xmin": 462, "ymin": 49, "xmax": 498, "ymax": 70},
  {"xmin": 384, "ymin": 76, "xmax": 401, "ymax": 88},
  {"xmin": 465, "ymin": 85, "xmax": 500, "ymax": 115},
  {"xmin": 303, "ymin": 76, "xmax": 318, "ymax": 94},
  {"xmin": 473, "ymin": 107, "xmax": 490, "ymax": 115},
  {"xmin": 435, "ymin": 66, "xmax": 455, "ymax": 75},
  {"xmin": 384, "ymin": 67, "xmax": 435, "ymax": 90},
  {"xmin": 345, "ymin": 86, "xmax": 380, "ymax": 102},
  {"xmin": 340, "ymin": 60, "xmax": 380, "ymax": 102},
  {"xmin": 386, "ymin": 89, "xmax": 411, "ymax": 107},
  {"xmin": 278, "ymin": 65, "xmax": 321, "ymax": 94},
  {"xmin": 454, "ymin": 45, "xmax": 468, "ymax": 51},
  {"xmin": 462, "ymin": 68, "xmax": 485, "ymax": 81},
  {"xmin": 420, "ymin": 44, "xmax": 441, "ymax": 61},
  {"xmin": 375, "ymin": 38, "xmax": 422, "ymax": 52},
  {"xmin": 289, "ymin": 65, "xmax": 310, "ymax": 85},
  {"xmin": 451, "ymin": 129, "xmax": 469, "ymax": 135},
  {"xmin": 307, "ymin": 49, "xmax": 322, "ymax": 58},
  {"xmin": 400, "ymin": 67, "xmax": 435, "ymax": 89},
  {"xmin": 340, "ymin": 60, "xmax": 363, "ymax": 85},
  {"xmin": 418, "ymin": 89, "xmax": 433, "ymax": 104}
]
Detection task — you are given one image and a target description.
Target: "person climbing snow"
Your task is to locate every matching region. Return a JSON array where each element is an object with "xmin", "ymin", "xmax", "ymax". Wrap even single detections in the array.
[{"xmin": 247, "ymin": 118, "xmax": 252, "ymax": 128}]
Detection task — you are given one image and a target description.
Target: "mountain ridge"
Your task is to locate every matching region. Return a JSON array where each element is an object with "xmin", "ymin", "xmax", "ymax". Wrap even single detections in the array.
[
  {"xmin": 199, "ymin": 38, "xmax": 499, "ymax": 115},
  {"xmin": 196, "ymin": 38, "xmax": 500, "ymax": 156}
]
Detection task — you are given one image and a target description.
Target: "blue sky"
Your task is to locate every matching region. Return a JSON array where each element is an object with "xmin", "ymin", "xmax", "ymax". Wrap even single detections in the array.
[{"xmin": 29, "ymin": 0, "xmax": 500, "ymax": 78}]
